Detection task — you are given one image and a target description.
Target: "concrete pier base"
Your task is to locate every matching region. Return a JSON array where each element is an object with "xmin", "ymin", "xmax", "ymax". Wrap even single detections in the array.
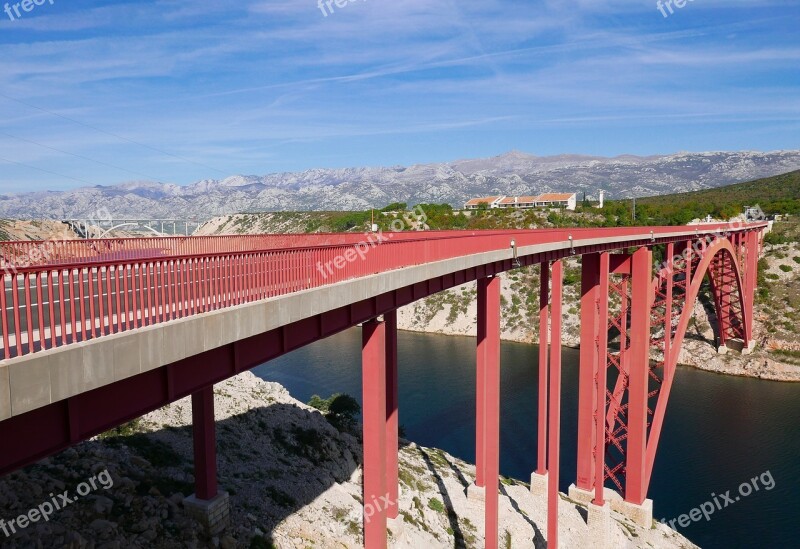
[
  {"xmin": 716, "ymin": 345, "xmax": 729, "ymax": 355},
  {"xmin": 529, "ymin": 471, "xmax": 548, "ymax": 498},
  {"xmin": 726, "ymin": 338, "xmax": 757, "ymax": 355},
  {"xmin": 618, "ymin": 498, "xmax": 653, "ymax": 529},
  {"xmin": 568, "ymin": 484, "xmax": 653, "ymax": 528},
  {"xmin": 184, "ymin": 491, "xmax": 230, "ymax": 535},
  {"xmin": 587, "ymin": 501, "xmax": 613, "ymax": 549},
  {"xmin": 466, "ymin": 483, "xmax": 486, "ymax": 504},
  {"xmin": 387, "ymin": 515, "xmax": 407, "ymax": 542}
]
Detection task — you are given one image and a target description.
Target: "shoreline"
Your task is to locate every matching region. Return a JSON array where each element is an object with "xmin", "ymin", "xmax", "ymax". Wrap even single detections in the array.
[{"xmin": 394, "ymin": 326, "xmax": 800, "ymax": 383}]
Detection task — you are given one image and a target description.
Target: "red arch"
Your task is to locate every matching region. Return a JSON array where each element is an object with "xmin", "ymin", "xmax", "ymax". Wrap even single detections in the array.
[{"xmin": 645, "ymin": 238, "xmax": 749, "ymax": 488}]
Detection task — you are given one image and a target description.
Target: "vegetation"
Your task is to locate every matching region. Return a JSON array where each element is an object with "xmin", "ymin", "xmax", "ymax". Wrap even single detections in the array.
[
  {"xmin": 427, "ymin": 498, "xmax": 445, "ymax": 513},
  {"xmin": 631, "ymin": 169, "xmax": 800, "ymax": 224},
  {"xmin": 307, "ymin": 393, "xmax": 361, "ymax": 432}
]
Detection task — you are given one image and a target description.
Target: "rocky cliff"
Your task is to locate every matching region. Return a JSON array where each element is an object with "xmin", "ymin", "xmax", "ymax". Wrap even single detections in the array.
[{"xmin": 0, "ymin": 373, "xmax": 699, "ymax": 548}]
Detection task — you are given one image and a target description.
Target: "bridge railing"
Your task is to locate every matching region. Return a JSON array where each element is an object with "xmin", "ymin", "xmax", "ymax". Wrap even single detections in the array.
[
  {"xmin": 0, "ymin": 224, "xmax": 761, "ymax": 360},
  {"xmin": 0, "ymin": 230, "xmax": 539, "ymax": 270}
]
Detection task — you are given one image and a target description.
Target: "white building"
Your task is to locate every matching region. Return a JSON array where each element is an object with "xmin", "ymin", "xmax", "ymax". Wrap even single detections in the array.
[{"xmin": 465, "ymin": 193, "xmax": 577, "ymax": 211}]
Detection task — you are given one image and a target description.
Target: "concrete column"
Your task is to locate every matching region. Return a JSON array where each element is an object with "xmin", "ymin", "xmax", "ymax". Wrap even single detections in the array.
[
  {"xmin": 362, "ymin": 319, "xmax": 388, "ymax": 549},
  {"xmin": 587, "ymin": 501, "xmax": 613, "ymax": 549}
]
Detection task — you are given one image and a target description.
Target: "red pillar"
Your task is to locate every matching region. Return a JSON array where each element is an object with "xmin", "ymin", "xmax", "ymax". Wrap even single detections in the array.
[
  {"xmin": 362, "ymin": 319, "xmax": 388, "ymax": 549},
  {"xmin": 576, "ymin": 253, "xmax": 600, "ymax": 492},
  {"xmin": 744, "ymin": 231, "xmax": 759, "ymax": 346},
  {"xmin": 476, "ymin": 278, "xmax": 486, "ymax": 488},
  {"xmin": 625, "ymin": 247, "xmax": 652, "ymax": 505},
  {"xmin": 536, "ymin": 262, "xmax": 549, "ymax": 475},
  {"xmin": 192, "ymin": 385, "xmax": 218, "ymax": 501},
  {"xmin": 593, "ymin": 253, "xmax": 610, "ymax": 505},
  {"xmin": 477, "ymin": 276, "xmax": 501, "ymax": 549},
  {"xmin": 385, "ymin": 310, "xmax": 399, "ymax": 519},
  {"xmin": 663, "ymin": 242, "xmax": 674, "ymax": 372},
  {"xmin": 547, "ymin": 260, "xmax": 563, "ymax": 549}
]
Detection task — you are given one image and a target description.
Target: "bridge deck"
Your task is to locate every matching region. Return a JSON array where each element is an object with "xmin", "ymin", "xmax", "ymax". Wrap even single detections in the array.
[
  {"xmin": 0, "ymin": 223, "xmax": 767, "ymax": 425},
  {"xmin": 0, "ymin": 225, "xmax": 753, "ymax": 362}
]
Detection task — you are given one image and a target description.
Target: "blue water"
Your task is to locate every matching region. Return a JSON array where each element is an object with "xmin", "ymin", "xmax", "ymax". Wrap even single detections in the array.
[{"xmin": 252, "ymin": 328, "xmax": 800, "ymax": 548}]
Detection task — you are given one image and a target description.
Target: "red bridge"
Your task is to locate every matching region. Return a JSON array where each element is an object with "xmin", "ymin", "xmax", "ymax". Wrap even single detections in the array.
[{"xmin": 0, "ymin": 223, "xmax": 766, "ymax": 548}]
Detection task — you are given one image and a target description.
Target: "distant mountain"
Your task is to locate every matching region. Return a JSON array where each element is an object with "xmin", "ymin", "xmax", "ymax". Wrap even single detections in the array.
[{"xmin": 2, "ymin": 150, "xmax": 800, "ymax": 219}]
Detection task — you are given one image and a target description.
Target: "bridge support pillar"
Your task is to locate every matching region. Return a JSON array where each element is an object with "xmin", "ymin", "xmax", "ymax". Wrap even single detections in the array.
[
  {"xmin": 362, "ymin": 318, "xmax": 388, "ymax": 549},
  {"xmin": 743, "ymin": 230, "xmax": 759, "ymax": 348},
  {"xmin": 185, "ymin": 385, "xmax": 230, "ymax": 534},
  {"xmin": 471, "ymin": 276, "xmax": 500, "ymax": 549},
  {"xmin": 625, "ymin": 247, "xmax": 652, "ymax": 507},
  {"xmin": 547, "ymin": 260, "xmax": 563, "ymax": 549},
  {"xmin": 576, "ymin": 253, "xmax": 600, "ymax": 493},
  {"xmin": 192, "ymin": 385, "xmax": 218, "ymax": 500},
  {"xmin": 385, "ymin": 310, "xmax": 399, "ymax": 520},
  {"xmin": 531, "ymin": 261, "xmax": 550, "ymax": 498}
]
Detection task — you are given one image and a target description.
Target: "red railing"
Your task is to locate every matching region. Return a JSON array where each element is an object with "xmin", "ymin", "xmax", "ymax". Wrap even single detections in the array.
[{"xmin": 0, "ymin": 224, "xmax": 764, "ymax": 360}]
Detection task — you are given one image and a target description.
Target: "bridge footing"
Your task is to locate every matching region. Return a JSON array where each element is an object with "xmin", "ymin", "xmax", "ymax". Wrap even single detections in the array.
[
  {"xmin": 466, "ymin": 482, "xmax": 486, "ymax": 504},
  {"xmin": 568, "ymin": 484, "xmax": 653, "ymax": 528},
  {"xmin": 587, "ymin": 501, "xmax": 613, "ymax": 549},
  {"xmin": 529, "ymin": 471, "xmax": 548, "ymax": 498},
  {"xmin": 184, "ymin": 491, "xmax": 230, "ymax": 535},
  {"xmin": 387, "ymin": 515, "xmax": 407, "ymax": 542}
]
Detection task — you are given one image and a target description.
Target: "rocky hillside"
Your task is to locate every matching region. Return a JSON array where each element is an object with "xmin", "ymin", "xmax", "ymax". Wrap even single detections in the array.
[
  {"xmin": 2, "ymin": 150, "xmax": 800, "ymax": 218},
  {"xmin": 0, "ymin": 372, "xmax": 698, "ymax": 549},
  {"xmin": 0, "ymin": 219, "xmax": 80, "ymax": 242}
]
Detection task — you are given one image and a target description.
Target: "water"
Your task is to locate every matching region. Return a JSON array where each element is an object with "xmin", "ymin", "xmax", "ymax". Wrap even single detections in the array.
[{"xmin": 252, "ymin": 329, "xmax": 800, "ymax": 548}]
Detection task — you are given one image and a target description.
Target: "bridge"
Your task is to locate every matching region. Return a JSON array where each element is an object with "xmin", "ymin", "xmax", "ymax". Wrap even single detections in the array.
[
  {"xmin": 0, "ymin": 223, "xmax": 766, "ymax": 548},
  {"xmin": 63, "ymin": 218, "xmax": 206, "ymax": 238}
]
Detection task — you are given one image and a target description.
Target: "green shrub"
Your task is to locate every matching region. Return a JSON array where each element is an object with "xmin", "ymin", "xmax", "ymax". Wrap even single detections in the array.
[
  {"xmin": 428, "ymin": 498, "xmax": 445, "ymax": 513},
  {"xmin": 779, "ymin": 264, "xmax": 793, "ymax": 273}
]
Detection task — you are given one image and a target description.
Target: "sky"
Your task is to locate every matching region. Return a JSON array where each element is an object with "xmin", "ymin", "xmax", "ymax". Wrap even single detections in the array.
[{"xmin": 0, "ymin": 0, "xmax": 798, "ymax": 193}]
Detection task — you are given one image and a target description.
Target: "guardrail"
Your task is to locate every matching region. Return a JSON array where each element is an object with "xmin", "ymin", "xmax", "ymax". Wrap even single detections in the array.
[{"xmin": 0, "ymin": 224, "xmax": 764, "ymax": 360}]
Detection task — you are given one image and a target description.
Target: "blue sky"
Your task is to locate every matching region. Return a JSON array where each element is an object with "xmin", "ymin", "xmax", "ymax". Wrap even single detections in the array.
[{"xmin": 0, "ymin": 0, "xmax": 798, "ymax": 192}]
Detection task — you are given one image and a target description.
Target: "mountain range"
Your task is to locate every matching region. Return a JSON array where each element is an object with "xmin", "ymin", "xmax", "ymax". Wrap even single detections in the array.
[{"xmin": 3, "ymin": 150, "xmax": 800, "ymax": 219}]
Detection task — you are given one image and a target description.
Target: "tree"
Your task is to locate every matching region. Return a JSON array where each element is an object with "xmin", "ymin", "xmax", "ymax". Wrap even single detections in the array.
[{"xmin": 307, "ymin": 393, "xmax": 361, "ymax": 433}]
